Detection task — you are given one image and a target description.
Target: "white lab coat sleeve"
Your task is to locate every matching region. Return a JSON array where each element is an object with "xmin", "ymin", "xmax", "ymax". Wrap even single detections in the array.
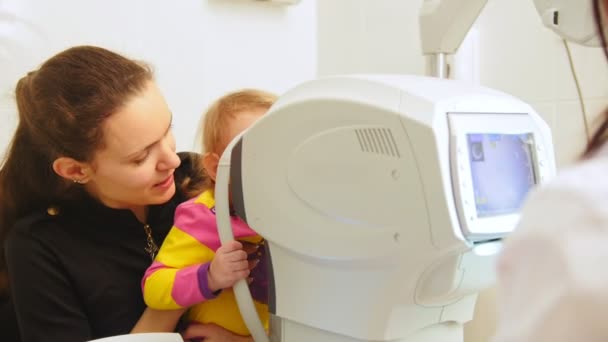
[{"xmin": 492, "ymin": 181, "xmax": 608, "ymax": 342}]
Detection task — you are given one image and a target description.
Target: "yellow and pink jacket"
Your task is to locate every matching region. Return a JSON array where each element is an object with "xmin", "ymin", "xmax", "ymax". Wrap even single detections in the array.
[{"xmin": 142, "ymin": 190, "xmax": 268, "ymax": 335}]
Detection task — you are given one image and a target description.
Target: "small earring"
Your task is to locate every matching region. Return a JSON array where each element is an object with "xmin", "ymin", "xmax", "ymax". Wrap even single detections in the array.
[{"xmin": 72, "ymin": 179, "xmax": 85, "ymax": 184}]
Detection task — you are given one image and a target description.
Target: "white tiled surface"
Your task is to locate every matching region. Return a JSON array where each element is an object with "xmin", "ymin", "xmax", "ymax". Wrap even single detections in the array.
[
  {"xmin": 476, "ymin": 0, "xmax": 560, "ymax": 104},
  {"xmin": 471, "ymin": 0, "xmax": 608, "ymax": 169},
  {"xmin": 530, "ymin": 103, "xmax": 557, "ymax": 133},
  {"xmin": 585, "ymin": 99, "xmax": 608, "ymax": 131},
  {"xmin": 556, "ymin": 42, "xmax": 608, "ymax": 101},
  {"xmin": 553, "ymin": 101, "xmax": 589, "ymax": 167}
]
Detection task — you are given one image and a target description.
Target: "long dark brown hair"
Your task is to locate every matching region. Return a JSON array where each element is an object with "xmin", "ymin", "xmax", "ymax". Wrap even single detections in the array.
[
  {"xmin": 583, "ymin": 0, "xmax": 608, "ymax": 157},
  {"xmin": 0, "ymin": 46, "xmax": 153, "ymax": 271}
]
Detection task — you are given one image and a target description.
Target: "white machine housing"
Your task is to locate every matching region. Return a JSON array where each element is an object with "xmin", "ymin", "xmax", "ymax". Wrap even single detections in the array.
[
  {"xmin": 533, "ymin": 0, "xmax": 604, "ymax": 47},
  {"xmin": 221, "ymin": 75, "xmax": 555, "ymax": 341}
]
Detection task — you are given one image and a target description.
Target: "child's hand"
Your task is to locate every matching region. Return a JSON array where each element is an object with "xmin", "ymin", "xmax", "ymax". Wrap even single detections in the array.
[{"xmin": 208, "ymin": 240, "xmax": 251, "ymax": 292}]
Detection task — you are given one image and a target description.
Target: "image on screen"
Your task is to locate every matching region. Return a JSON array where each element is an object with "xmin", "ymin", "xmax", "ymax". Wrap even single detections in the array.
[{"xmin": 467, "ymin": 133, "xmax": 536, "ymax": 218}]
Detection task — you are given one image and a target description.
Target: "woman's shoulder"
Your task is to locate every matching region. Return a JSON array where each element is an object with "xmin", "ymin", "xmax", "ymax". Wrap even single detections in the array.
[
  {"xmin": 495, "ymin": 155, "xmax": 608, "ymax": 342},
  {"xmin": 549, "ymin": 155, "xmax": 608, "ymax": 190},
  {"xmin": 529, "ymin": 156, "xmax": 608, "ymax": 205},
  {"xmin": 10, "ymin": 207, "xmax": 64, "ymax": 237},
  {"xmin": 7, "ymin": 197, "xmax": 102, "ymax": 248},
  {"xmin": 6, "ymin": 205, "xmax": 82, "ymax": 253},
  {"xmin": 514, "ymin": 156, "xmax": 608, "ymax": 236},
  {"xmin": 5, "ymin": 207, "xmax": 68, "ymax": 264}
]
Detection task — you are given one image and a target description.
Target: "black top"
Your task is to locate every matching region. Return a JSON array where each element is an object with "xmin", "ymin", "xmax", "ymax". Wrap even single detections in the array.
[
  {"xmin": 5, "ymin": 152, "xmax": 202, "ymax": 342},
  {"xmin": 0, "ymin": 295, "xmax": 20, "ymax": 342}
]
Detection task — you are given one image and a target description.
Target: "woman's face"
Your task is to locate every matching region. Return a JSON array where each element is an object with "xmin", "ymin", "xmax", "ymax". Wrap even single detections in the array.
[{"xmin": 86, "ymin": 81, "xmax": 181, "ymax": 210}]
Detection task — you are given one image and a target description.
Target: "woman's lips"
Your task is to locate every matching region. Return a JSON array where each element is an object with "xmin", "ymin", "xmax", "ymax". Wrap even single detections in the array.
[{"xmin": 154, "ymin": 174, "xmax": 174, "ymax": 188}]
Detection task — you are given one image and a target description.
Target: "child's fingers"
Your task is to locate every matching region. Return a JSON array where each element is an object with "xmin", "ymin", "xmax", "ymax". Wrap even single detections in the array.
[
  {"xmin": 224, "ymin": 250, "xmax": 248, "ymax": 262},
  {"xmin": 233, "ymin": 268, "xmax": 250, "ymax": 281},
  {"xmin": 217, "ymin": 240, "xmax": 243, "ymax": 254},
  {"xmin": 241, "ymin": 241, "xmax": 260, "ymax": 255},
  {"xmin": 248, "ymin": 259, "xmax": 260, "ymax": 270},
  {"xmin": 230, "ymin": 259, "xmax": 250, "ymax": 272}
]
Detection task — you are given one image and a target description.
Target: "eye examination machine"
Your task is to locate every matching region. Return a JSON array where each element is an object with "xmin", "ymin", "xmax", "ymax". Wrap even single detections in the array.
[
  {"xmin": 95, "ymin": 0, "xmax": 595, "ymax": 341},
  {"xmin": 209, "ymin": 0, "xmax": 603, "ymax": 340},
  {"xmin": 214, "ymin": 74, "xmax": 556, "ymax": 342},
  {"xmin": 207, "ymin": 0, "xmax": 608, "ymax": 340}
]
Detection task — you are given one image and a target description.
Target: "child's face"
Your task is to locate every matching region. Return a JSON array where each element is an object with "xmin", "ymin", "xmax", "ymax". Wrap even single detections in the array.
[
  {"xmin": 203, "ymin": 107, "xmax": 268, "ymax": 183},
  {"xmin": 218, "ymin": 107, "xmax": 267, "ymax": 156}
]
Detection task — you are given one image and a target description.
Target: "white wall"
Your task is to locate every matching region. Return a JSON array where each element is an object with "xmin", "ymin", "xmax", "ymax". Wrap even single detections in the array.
[
  {"xmin": 0, "ymin": 0, "xmax": 317, "ymax": 154},
  {"xmin": 318, "ymin": 0, "xmax": 426, "ymax": 76},
  {"xmin": 475, "ymin": 0, "xmax": 608, "ymax": 167},
  {"xmin": 318, "ymin": 0, "xmax": 608, "ymax": 341},
  {"xmin": 318, "ymin": 0, "xmax": 608, "ymax": 167}
]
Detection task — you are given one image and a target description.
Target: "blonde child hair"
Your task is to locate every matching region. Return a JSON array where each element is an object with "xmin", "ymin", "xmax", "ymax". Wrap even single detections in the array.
[
  {"xmin": 196, "ymin": 89, "xmax": 278, "ymax": 192},
  {"xmin": 202, "ymin": 89, "xmax": 278, "ymax": 154}
]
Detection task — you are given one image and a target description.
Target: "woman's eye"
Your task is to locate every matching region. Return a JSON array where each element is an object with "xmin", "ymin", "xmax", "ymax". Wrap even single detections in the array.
[{"xmin": 133, "ymin": 153, "xmax": 149, "ymax": 165}]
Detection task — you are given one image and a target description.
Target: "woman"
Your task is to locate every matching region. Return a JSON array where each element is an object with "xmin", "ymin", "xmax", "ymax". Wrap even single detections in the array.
[
  {"xmin": 492, "ymin": 0, "xmax": 608, "ymax": 341},
  {"xmin": 0, "ymin": 46, "xmax": 251, "ymax": 341}
]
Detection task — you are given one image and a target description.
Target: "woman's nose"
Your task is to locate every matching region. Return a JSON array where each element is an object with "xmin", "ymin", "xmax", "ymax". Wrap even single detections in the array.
[
  {"xmin": 157, "ymin": 152, "xmax": 181, "ymax": 171},
  {"xmin": 157, "ymin": 139, "xmax": 180, "ymax": 171}
]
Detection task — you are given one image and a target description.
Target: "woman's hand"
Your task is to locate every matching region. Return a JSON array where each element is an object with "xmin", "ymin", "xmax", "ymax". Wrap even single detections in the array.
[
  {"xmin": 182, "ymin": 323, "xmax": 254, "ymax": 342},
  {"xmin": 131, "ymin": 307, "xmax": 186, "ymax": 333}
]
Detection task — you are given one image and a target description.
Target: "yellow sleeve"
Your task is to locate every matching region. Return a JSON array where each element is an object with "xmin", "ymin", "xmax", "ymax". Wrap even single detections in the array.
[{"xmin": 142, "ymin": 201, "xmax": 217, "ymax": 309}]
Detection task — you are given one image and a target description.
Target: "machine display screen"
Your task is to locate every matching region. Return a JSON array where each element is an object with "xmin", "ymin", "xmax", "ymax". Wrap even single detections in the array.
[{"xmin": 467, "ymin": 133, "xmax": 536, "ymax": 218}]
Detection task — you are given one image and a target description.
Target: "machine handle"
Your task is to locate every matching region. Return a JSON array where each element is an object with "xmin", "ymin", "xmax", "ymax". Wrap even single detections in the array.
[{"xmin": 215, "ymin": 134, "xmax": 270, "ymax": 342}]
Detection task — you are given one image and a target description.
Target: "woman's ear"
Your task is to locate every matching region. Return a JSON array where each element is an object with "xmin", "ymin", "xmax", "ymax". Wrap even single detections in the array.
[
  {"xmin": 52, "ymin": 157, "xmax": 91, "ymax": 184},
  {"xmin": 202, "ymin": 152, "xmax": 220, "ymax": 182}
]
